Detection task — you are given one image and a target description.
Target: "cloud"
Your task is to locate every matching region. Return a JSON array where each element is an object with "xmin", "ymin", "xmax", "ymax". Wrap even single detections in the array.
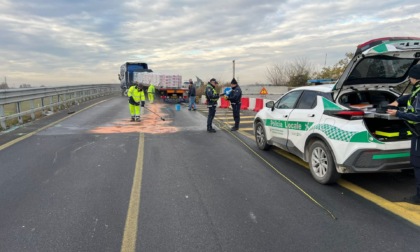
[{"xmin": 0, "ymin": 0, "xmax": 419, "ymax": 86}]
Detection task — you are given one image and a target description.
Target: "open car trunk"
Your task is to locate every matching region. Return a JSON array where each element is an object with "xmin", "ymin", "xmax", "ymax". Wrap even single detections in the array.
[
  {"xmin": 364, "ymin": 118, "xmax": 412, "ymax": 142},
  {"xmin": 338, "ymin": 90, "xmax": 412, "ymax": 142}
]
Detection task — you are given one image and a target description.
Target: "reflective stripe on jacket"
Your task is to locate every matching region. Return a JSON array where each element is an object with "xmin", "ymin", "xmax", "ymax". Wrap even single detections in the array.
[
  {"xmin": 405, "ymin": 83, "xmax": 420, "ymax": 125},
  {"xmin": 205, "ymin": 84, "xmax": 219, "ymax": 105}
]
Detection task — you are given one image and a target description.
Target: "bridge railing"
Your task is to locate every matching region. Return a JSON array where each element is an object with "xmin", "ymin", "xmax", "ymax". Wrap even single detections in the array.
[{"xmin": 0, "ymin": 84, "xmax": 119, "ymax": 130}]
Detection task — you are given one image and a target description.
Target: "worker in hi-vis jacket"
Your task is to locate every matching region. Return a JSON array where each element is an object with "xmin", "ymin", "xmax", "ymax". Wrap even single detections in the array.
[
  {"xmin": 128, "ymin": 82, "xmax": 146, "ymax": 122},
  {"xmin": 147, "ymin": 83, "xmax": 155, "ymax": 103}
]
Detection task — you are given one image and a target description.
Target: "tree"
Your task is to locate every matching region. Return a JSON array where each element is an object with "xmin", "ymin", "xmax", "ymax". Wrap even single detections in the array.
[
  {"xmin": 314, "ymin": 52, "xmax": 354, "ymax": 79},
  {"xmin": 266, "ymin": 58, "xmax": 313, "ymax": 87},
  {"xmin": 266, "ymin": 64, "xmax": 288, "ymax": 86},
  {"xmin": 286, "ymin": 58, "xmax": 313, "ymax": 87},
  {"xmin": 0, "ymin": 77, "xmax": 9, "ymax": 89}
]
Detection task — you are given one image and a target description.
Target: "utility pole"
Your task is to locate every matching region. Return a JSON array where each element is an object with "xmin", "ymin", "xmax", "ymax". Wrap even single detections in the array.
[
  {"xmin": 324, "ymin": 53, "xmax": 327, "ymax": 67},
  {"xmin": 232, "ymin": 60, "xmax": 235, "ymax": 79}
]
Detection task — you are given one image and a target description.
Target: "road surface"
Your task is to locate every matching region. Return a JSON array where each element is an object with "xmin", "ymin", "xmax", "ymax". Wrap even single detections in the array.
[{"xmin": 0, "ymin": 95, "xmax": 419, "ymax": 252}]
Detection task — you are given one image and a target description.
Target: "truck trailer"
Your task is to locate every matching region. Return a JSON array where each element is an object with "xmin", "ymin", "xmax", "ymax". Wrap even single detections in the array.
[{"xmin": 133, "ymin": 72, "xmax": 188, "ymax": 103}]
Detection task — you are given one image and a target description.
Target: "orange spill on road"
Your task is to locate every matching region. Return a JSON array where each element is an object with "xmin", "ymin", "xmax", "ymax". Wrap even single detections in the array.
[{"xmin": 90, "ymin": 103, "xmax": 178, "ymax": 134}]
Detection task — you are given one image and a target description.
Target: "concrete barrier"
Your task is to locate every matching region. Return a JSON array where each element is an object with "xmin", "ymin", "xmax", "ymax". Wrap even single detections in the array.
[
  {"xmin": 249, "ymin": 98, "xmax": 256, "ymax": 111},
  {"xmin": 240, "ymin": 97, "xmax": 249, "ymax": 110},
  {"xmin": 200, "ymin": 95, "xmax": 207, "ymax": 104},
  {"xmin": 253, "ymin": 98, "xmax": 264, "ymax": 112},
  {"xmin": 220, "ymin": 97, "xmax": 230, "ymax": 108}
]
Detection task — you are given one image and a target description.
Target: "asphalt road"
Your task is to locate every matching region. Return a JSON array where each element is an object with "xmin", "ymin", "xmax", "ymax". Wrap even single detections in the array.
[{"xmin": 0, "ymin": 96, "xmax": 420, "ymax": 252}]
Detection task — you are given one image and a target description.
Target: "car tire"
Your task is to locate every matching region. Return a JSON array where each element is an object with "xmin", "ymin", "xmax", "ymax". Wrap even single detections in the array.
[
  {"xmin": 308, "ymin": 140, "xmax": 340, "ymax": 184},
  {"xmin": 255, "ymin": 121, "xmax": 271, "ymax": 150}
]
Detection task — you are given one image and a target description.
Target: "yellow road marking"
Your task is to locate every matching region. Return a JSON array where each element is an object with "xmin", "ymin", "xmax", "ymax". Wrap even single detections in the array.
[
  {"xmin": 215, "ymin": 116, "xmax": 255, "ymax": 119},
  {"xmin": 338, "ymin": 179, "xmax": 420, "ymax": 225},
  {"xmin": 217, "ymin": 120, "xmax": 254, "ymax": 124},
  {"xmin": 121, "ymin": 133, "xmax": 145, "ymax": 252},
  {"xmin": 0, "ymin": 100, "xmax": 109, "ymax": 151},
  {"xmin": 239, "ymin": 125, "xmax": 420, "ymax": 226}
]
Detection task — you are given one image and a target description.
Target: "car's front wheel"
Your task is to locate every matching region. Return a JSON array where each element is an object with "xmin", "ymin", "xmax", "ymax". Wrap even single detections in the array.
[
  {"xmin": 255, "ymin": 121, "xmax": 271, "ymax": 150},
  {"xmin": 308, "ymin": 140, "xmax": 340, "ymax": 184}
]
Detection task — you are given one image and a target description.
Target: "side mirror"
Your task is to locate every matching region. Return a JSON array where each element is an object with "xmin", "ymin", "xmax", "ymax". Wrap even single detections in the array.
[
  {"xmin": 118, "ymin": 74, "xmax": 122, "ymax": 80},
  {"xmin": 266, "ymin": 101, "xmax": 275, "ymax": 111}
]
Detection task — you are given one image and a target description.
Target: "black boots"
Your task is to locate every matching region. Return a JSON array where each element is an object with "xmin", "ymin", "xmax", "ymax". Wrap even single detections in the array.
[{"xmin": 207, "ymin": 127, "xmax": 216, "ymax": 133}]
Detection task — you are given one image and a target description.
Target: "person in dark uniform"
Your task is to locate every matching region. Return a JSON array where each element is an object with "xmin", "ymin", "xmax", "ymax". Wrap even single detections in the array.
[
  {"xmin": 205, "ymin": 78, "xmax": 223, "ymax": 133},
  {"xmin": 387, "ymin": 64, "xmax": 420, "ymax": 205},
  {"xmin": 226, "ymin": 78, "xmax": 242, "ymax": 131},
  {"xmin": 187, "ymin": 79, "xmax": 197, "ymax": 111}
]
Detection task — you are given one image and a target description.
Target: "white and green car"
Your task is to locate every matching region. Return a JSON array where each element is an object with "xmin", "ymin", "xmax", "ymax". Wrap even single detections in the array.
[{"xmin": 254, "ymin": 37, "xmax": 420, "ymax": 184}]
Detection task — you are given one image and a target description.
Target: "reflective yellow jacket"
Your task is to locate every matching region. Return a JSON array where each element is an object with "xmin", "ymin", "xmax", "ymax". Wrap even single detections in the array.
[
  {"xmin": 128, "ymin": 86, "xmax": 146, "ymax": 102},
  {"xmin": 147, "ymin": 84, "xmax": 155, "ymax": 94}
]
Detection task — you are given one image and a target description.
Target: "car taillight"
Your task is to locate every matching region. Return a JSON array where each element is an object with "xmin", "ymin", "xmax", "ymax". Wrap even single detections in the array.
[{"xmin": 324, "ymin": 110, "xmax": 365, "ymax": 120}]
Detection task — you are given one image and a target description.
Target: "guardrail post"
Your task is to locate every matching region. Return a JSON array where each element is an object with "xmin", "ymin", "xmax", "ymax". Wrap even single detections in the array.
[
  {"xmin": 58, "ymin": 94, "xmax": 62, "ymax": 109},
  {"xmin": 0, "ymin": 105, "xmax": 6, "ymax": 130},
  {"xmin": 41, "ymin": 97, "xmax": 45, "ymax": 114},
  {"xmin": 49, "ymin": 96, "xmax": 54, "ymax": 112},
  {"xmin": 30, "ymin": 100, "xmax": 35, "ymax": 120},
  {"xmin": 77, "ymin": 91, "xmax": 81, "ymax": 104},
  {"xmin": 17, "ymin": 102, "xmax": 23, "ymax": 124}
]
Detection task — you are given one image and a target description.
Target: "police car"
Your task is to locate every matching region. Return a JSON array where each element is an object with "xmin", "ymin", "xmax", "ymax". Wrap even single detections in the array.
[{"xmin": 254, "ymin": 37, "xmax": 420, "ymax": 184}]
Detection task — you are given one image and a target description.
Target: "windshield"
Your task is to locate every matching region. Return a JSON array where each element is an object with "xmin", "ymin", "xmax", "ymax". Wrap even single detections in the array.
[
  {"xmin": 345, "ymin": 56, "xmax": 414, "ymax": 85},
  {"xmin": 127, "ymin": 64, "xmax": 147, "ymax": 73}
]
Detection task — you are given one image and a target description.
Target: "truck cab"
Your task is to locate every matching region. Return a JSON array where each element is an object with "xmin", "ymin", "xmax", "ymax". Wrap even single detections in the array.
[{"xmin": 119, "ymin": 62, "xmax": 151, "ymax": 96}]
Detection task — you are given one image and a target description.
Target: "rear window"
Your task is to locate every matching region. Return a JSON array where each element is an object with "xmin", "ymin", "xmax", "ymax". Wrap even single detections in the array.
[
  {"xmin": 345, "ymin": 56, "xmax": 414, "ymax": 84},
  {"xmin": 295, "ymin": 91, "xmax": 333, "ymax": 109}
]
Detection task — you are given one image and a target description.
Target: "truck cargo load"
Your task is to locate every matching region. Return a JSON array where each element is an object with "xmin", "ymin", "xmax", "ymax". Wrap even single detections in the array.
[{"xmin": 133, "ymin": 72, "xmax": 188, "ymax": 103}]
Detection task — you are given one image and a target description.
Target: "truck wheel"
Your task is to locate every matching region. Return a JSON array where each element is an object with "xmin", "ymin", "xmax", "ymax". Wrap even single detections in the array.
[
  {"xmin": 122, "ymin": 89, "xmax": 128, "ymax": 97},
  {"xmin": 308, "ymin": 140, "xmax": 340, "ymax": 184},
  {"xmin": 255, "ymin": 121, "xmax": 270, "ymax": 150}
]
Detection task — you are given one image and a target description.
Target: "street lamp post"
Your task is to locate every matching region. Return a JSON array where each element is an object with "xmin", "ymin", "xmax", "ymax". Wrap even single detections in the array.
[{"xmin": 233, "ymin": 60, "xmax": 235, "ymax": 79}]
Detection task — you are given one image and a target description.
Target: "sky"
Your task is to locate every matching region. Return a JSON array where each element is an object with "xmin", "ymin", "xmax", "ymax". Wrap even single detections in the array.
[{"xmin": 0, "ymin": 0, "xmax": 419, "ymax": 87}]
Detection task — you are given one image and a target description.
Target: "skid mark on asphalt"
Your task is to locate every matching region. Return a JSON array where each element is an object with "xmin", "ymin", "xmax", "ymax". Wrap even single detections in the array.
[{"xmin": 89, "ymin": 104, "xmax": 178, "ymax": 134}]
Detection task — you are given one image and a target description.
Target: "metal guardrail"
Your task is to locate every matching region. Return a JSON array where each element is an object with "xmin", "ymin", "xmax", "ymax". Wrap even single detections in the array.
[{"xmin": 0, "ymin": 84, "xmax": 120, "ymax": 130}]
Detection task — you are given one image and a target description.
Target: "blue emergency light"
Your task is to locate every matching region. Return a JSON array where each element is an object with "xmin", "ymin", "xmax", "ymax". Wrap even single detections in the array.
[{"xmin": 307, "ymin": 79, "xmax": 336, "ymax": 85}]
